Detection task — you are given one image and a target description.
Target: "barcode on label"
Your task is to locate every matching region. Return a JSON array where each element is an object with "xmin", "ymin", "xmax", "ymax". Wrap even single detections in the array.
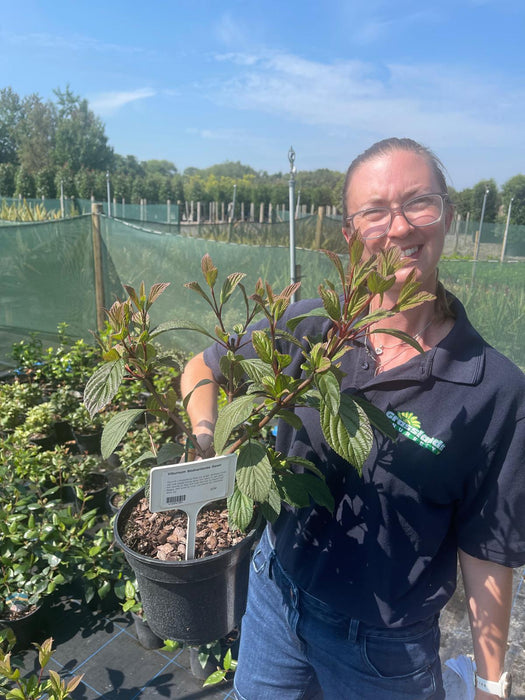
[{"xmin": 166, "ymin": 494, "xmax": 186, "ymax": 504}]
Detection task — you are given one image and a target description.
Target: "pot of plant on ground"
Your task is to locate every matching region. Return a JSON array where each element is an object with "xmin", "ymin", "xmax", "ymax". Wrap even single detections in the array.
[
  {"xmin": 84, "ymin": 241, "xmax": 432, "ymax": 645},
  {"xmin": 0, "ymin": 464, "xmax": 95, "ymax": 651},
  {"xmin": 115, "ymin": 577, "xmax": 163, "ymax": 649},
  {"xmin": 0, "ymin": 630, "xmax": 84, "ymax": 699}
]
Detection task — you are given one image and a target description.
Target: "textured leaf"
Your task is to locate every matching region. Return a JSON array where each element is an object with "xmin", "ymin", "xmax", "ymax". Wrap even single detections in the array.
[
  {"xmin": 276, "ymin": 409, "xmax": 303, "ymax": 430},
  {"xmin": 101, "ymin": 409, "xmax": 145, "ymax": 459},
  {"xmin": 147, "ymin": 282, "xmax": 170, "ymax": 307},
  {"xmin": 236, "ymin": 442, "xmax": 272, "ymax": 501},
  {"xmin": 83, "ymin": 359, "xmax": 125, "ymax": 417},
  {"xmin": 156, "ymin": 442, "xmax": 185, "ymax": 464},
  {"xmin": 259, "ymin": 485, "xmax": 282, "ymax": 522},
  {"xmin": 316, "ymin": 370, "xmax": 340, "ymax": 416},
  {"xmin": 251, "ymin": 329, "xmax": 273, "ymax": 363},
  {"xmin": 214, "ymin": 394, "xmax": 256, "ymax": 454},
  {"xmin": 150, "ymin": 318, "xmax": 216, "ymax": 342},
  {"xmin": 239, "ymin": 358, "xmax": 273, "ymax": 384},
  {"xmin": 227, "ymin": 487, "xmax": 254, "ymax": 532},
  {"xmin": 352, "ymin": 395, "xmax": 398, "ymax": 441},
  {"xmin": 320, "ymin": 393, "xmax": 373, "ymax": 474},
  {"xmin": 201, "ymin": 254, "xmax": 218, "ymax": 288},
  {"xmin": 318, "ymin": 285, "xmax": 341, "ymax": 320},
  {"xmin": 275, "ymin": 472, "xmax": 310, "ymax": 508},
  {"xmin": 286, "ymin": 307, "xmax": 331, "ymax": 332},
  {"xmin": 322, "ymin": 249, "xmax": 346, "ymax": 287},
  {"xmin": 220, "ymin": 272, "xmax": 246, "ymax": 305}
]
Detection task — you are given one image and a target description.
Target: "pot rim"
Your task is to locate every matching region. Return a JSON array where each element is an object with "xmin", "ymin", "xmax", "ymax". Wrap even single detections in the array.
[{"xmin": 114, "ymin": 486, "xmax": 258, "ymax": 570}]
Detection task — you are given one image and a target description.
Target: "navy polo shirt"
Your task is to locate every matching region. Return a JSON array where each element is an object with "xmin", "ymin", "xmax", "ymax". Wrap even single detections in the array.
[{"xmin": 203, "ymin": 295, "xmax": 525, "ymax": 628}]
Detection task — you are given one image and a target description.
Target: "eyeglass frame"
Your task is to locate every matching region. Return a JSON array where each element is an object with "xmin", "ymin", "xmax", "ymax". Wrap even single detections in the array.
[{"xmin": 344, "ymin": 192, "xmax": 450, "ymax": 240}]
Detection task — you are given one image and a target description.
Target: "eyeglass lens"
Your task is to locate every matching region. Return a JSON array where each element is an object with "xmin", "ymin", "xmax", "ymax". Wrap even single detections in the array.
[{"xmin": 351, "ymin": 194, "xmax": 444, "ymax": 239}]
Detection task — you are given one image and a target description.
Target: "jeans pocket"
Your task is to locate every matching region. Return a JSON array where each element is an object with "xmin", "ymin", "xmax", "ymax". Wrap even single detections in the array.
[{"xmin": 362, "ymin": 624, "xmax": 439, "ymax": 679}]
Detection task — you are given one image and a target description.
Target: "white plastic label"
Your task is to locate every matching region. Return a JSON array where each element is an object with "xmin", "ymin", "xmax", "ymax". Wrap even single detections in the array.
[{"xmin": 148, "ymin": 454, "xmax": 237, "ymax": 513}]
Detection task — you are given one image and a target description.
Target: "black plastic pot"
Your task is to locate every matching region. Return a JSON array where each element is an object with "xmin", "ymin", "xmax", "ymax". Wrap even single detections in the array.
[
  {"xmin": 0, "ymin": 604, "xmax": 47, "ymax": 651},
  {"xmin": 114, "ymin": 488, "xmax": 258, "ymax": 645},
  {"xmin": 131, "ymin": 612, "xmax": 164, "ymax": 649},
  {"xmin": 73, "ymin": 429, "xmax": 102, "ymax": 455}
]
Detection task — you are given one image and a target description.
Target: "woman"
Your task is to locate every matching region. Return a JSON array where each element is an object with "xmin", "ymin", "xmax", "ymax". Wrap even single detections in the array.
[{"xmin": 180, "ymin": 138, "xmax": 525, "ymax": 699}]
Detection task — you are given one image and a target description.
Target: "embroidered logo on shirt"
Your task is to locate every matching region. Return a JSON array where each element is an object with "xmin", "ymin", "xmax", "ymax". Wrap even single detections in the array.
[{"xmin": 386, "ymin": 410, "xmax": 445, "ymax": 455}]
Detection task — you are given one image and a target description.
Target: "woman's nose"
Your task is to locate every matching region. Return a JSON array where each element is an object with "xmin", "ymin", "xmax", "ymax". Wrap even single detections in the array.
[{"xmin": 387, "ymin": 209, "xmax": 413, "ymax": 238}]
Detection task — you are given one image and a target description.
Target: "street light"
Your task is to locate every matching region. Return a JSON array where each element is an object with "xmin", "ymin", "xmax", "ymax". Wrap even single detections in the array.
[
  {"xmin": 474, "ymin": 187, "xmax": 489, "ymax": 260},
  {"xmin": 500, "ymin": 197, "xmax": 514, "ymax": 263},
  {"xmin": 288, "ymin": 146, "xmax": 297, "ymax": 302}
]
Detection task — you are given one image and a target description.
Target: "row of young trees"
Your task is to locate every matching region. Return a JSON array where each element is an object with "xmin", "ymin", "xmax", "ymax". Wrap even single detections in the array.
[{"xmin": 1, "ymin": 85, "xmax": 524, "ymax": 223}]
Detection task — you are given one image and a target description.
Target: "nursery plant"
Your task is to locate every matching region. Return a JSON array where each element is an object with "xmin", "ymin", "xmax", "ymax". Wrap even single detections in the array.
[
  {"xmin": 0, "ymin": 631, "xmax": 83, "ymax": 700},
  {"xmin": 84, "ymin": 236, "xmax": 433, "ymax": 533}
]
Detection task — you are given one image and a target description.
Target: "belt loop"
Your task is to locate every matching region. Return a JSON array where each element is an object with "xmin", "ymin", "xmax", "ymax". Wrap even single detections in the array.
[
  {"xmin": 347, "ymin": 618, "xmax": 360, "ymax": 642},
  {"xmin": 252, "ymin": 545, "xmax": 266, "ymax": 574}
]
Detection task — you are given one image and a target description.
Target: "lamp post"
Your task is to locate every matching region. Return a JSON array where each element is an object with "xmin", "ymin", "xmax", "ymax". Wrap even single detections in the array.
[
  {"xmin": 106, "ymin": 171, "xmax": 111, "ymax": 217},
  {"xmin": 288, "ymin": 146, "xmax": 297, "ymax": 302},
  {"xmin": 500, "ymin": 197, "xmax": 514, "ymax": 263},
  {"xmin": 60, "ymin": 179, "xmax": 64, "ymax": 218},
  {"xmin": 474, "ymin": 187, "xmax": 489, "ymax": 260}
]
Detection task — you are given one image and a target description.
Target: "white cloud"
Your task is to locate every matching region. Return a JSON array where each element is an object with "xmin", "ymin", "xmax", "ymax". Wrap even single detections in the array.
[
  {"xmin": 210, "ymin": 50, "xmax": 525, "ymax": 149},
  {"xmin": 89, "ymin": 89, "xmax": 156, "ymax": 115},
  {"xmin": 4, "ymin": 31, "xmax": 150, "ymax": 56}
]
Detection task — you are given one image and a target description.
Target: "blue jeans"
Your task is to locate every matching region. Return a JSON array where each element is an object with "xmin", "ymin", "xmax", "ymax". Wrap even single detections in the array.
[{"xmin": 233, "ymin": 527, "xmax": 444, "ymax": 700}]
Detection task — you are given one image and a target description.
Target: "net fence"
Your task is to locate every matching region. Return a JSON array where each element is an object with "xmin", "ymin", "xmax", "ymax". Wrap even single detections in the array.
[{"xmin": 1, "ymin": 213, "xmax": 523, "ymax": 371}]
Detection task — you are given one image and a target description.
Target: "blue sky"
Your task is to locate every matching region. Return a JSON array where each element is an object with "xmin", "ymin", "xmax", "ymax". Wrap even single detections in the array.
[{"xmin": 2, "ymin": 0, "xmax": 524, "ymax": 189}]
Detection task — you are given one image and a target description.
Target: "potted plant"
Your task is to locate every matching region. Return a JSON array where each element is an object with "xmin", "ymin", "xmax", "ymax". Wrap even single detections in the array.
[
  {"xmin": 0, "ymin": 470, "xmax": 95, "ymax": 649},
  {"xmin": 0, "ymin": 631, "xmax": 84, "ymax": 699},
  {"xmin": 83, "ymin": 239, "xmax": 432, "ymax": 644}
]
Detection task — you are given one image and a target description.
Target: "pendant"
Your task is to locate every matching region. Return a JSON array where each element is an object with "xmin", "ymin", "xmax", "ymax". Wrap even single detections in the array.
[{"xmin": 375, "ymin": 346, "xmax": 383, "ymax": 356}]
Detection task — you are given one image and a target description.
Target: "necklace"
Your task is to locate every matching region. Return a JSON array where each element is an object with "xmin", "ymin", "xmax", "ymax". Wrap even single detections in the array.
[
  {"xmin": 371, "ymin": 317, "xmax": 434, "ymax": 356},
  {"xmin": 368, "ymin": 317, "xmax": 435, "ymax": 376}
]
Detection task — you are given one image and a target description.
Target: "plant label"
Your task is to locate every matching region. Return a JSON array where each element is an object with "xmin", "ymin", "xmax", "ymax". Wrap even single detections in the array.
[
  {"xmin": 149, "ymin": 454, "xmax": 237, "ymax": 513},
  {"xmin": 149, "ymin": 455, "xmax": 238, "ymax": 560}
]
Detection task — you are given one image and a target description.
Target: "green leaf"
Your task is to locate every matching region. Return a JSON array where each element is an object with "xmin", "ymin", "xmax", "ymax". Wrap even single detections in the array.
[
  {"xmin": 316, "ymin": 370, "xmax": 340, "ymax": 416},
  {"xmin": 201, "ymin": 254, "xmax": 218, "ymax": 288},
  {"xmin": 182, "ymin": 378, "xmax": 213, "ymax": 409},
  {"xmin": 203, "ymin": 670, "xmax": 227, "ymax": 687},
  {"xmin": 220, "ymin": 272, "xmax": 246, "ymax": 305},
  {"xmin": 239, "ymin": 358, "xmax": 273, "ymax": 384},
  {"xmin": 251, "ymin": 329, "xmax": 273, "ymax": 364},
  {"xmin": 259, "ymin": 485, "xmax": 282, "ymax": 523},
  {"xmin": 352, "ymin": 395, "xmax": 398, "ymax": 441},
  {"xmin": 227, "ymin": 487, "xmax": 254, "ymax": 532},
  {"xmin": 318, "ymin": 285, "xmax": 341, "ymax": 320},
  {"xmin": 101, "ymin": 409, "xmax": 145, "ymax": 459},
  {"xmin": 83, "ymin": 359, "xmax": 125, "ymax": 417},
  {"xmin": 147, "ymin": 282, "xmax": 170, "ymax": 307},
  {"xmin": 322, "ymin": 249, "xmax": 346, "ymax": 287},
  {"xmin": 299, "ymin": 473, "xmax": 335, "ymax": 512},
  {"xmin": 214, "ymin": 394, "xmax": 256, "ymax": 454},
  {"xmin": 276, "ymin": 409, "xmax": 302, "ymax": 430},
  {"xmin": 150, "ymin": 319, "xmax": 216, "ymax": 342},
  {"xmin": 156, "ymin": 442, "xmax": 185, "ymax": 464},
  {"xmin": 368, "ymin": 328, "xmax": 424, "ymax": 353},
  {"xmin": 319, "ymin": 394, "xmax": 373, "ymax": 475},
  {"xmin": 286, "ymin": 307, "xmax": 331, "ymax": 332},
  {"xmin": 275, "ymin": 472, "xmax": 310, "ymax": 508},
  {"xmin": 236, "ymin": 442, "xmax": 272, "ymax": 501}
]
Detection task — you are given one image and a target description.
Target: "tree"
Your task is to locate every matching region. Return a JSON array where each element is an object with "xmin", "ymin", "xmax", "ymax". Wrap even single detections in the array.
[
  {"xmin": 0, "ymin": 163, "xmax": 16, "ymax": 196},
  {"xmin": 0, "ymin": 87, "xmax": 23, "ymax": 164},
  {"xmin": 16, "ymin": 94, "xmax": 55, "ymax": 174},
  {"xmin": 471, "ymin": 179, "xmax": 499, "ymax": 223},
  {"xmin": 14, "ymin": 166, "xmax": 35, "ymax": 198},
  {"xmin": 501, "ymin": 174, "xmax": 525, "ymax": 226},
  {"xmin": 53, "ymin": 86, "xmax": 113, "ymax": 172},
  {"xmin": 142, "ymin": 159, "xmax": 177, "ymax": 177}
]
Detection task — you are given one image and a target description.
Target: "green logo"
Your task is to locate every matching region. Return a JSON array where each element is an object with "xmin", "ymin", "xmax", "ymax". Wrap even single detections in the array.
[{"xmin": 386, "ymin": 410, "xmax": 445, "ymax": 455}]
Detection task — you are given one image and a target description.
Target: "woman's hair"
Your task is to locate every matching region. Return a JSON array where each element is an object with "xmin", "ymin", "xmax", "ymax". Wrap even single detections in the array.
[
  {"xmin": 342, "ymin": 137, "xmax": 455, "ymax": 321},
  {"xmin": 341, "ymin": 137, "xmax": 450, "ymax": 222}
]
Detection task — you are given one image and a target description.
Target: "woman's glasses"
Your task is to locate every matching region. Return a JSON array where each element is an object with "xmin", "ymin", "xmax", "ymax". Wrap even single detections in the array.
[{"xmin": 345, "ymin": 193, "xmax": 449, "ymax": 240}]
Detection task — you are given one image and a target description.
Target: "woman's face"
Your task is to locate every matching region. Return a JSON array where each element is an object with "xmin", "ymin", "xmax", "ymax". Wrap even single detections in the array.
[{"xmin": 343, "ymin": 149, "xmax": 453, "ymax": 294}]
